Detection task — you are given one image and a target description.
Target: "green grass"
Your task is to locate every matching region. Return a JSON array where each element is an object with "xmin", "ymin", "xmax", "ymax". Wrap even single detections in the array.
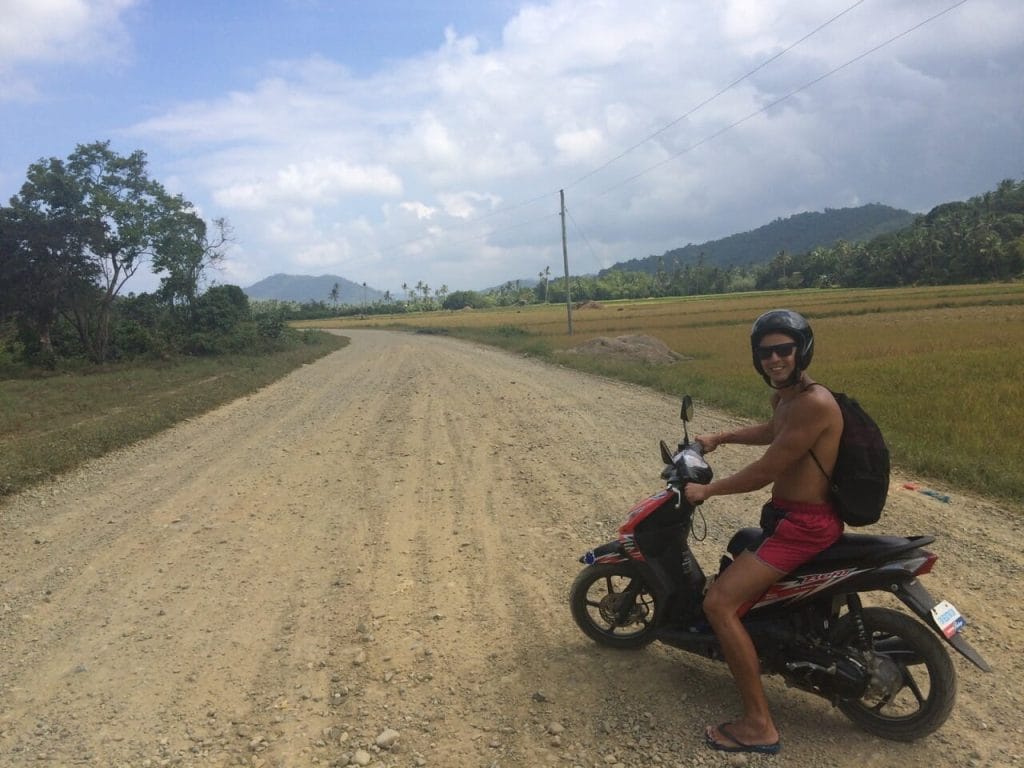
[
  {"xmin": 313, "ymin": 284, "xmax": 1024, "ymax": 508},
  {"xmin": 0, "ymin": 331, "xmax": 348, "ymax": 496}
]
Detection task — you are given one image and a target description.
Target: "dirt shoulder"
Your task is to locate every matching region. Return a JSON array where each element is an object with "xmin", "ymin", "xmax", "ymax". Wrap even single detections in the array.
[{"xmin": 1, "ymin": 329, "xmax": 1019, "ymax": 767}]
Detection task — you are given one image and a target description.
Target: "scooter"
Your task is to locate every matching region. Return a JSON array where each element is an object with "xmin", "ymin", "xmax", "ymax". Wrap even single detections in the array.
[{"xmin": 569, "ymin": 395, "xmax": 990, "ymax": 741}]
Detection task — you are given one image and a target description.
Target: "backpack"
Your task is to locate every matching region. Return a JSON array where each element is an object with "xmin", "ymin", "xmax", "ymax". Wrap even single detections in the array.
[{"xmin": 809, "ymin": 388, "xmax": 890, "ymax": 527}]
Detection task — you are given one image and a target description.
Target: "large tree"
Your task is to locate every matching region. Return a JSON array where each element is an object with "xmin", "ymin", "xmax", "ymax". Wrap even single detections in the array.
[
  {"xmin": 3, "ymin": 141, "xmax": 218, "ymax": 361},
  {"xmin": 0, "ymin": 158, "xmax": 100, "ymax": 362}
]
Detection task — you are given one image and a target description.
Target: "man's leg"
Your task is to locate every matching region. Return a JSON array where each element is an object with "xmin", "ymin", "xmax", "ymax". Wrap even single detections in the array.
[{"xmin": 702, "ymin": 551, "xmax": 783, "ymax": 748}]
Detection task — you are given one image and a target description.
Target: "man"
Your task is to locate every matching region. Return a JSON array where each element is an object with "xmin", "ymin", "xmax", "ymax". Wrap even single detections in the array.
[{"xmin": 683, "ymin": 309, "xmax": 843, "ymax": 756}]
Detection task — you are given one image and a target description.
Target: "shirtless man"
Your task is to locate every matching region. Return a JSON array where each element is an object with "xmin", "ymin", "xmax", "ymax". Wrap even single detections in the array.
[{"xmin": 683, "ymin": 309, "xmax": 843, "ymax": 756}]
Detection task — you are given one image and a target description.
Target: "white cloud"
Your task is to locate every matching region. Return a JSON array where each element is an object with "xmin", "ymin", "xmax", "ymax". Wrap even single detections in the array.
[
  {"xmin": 213, "ymin": 158, "xmax": 402, "ymax": 210},
  {"xmin": 111, "ymin": 0, "xmax": 1024, "ymax": 292},
  {"xmin": 0, "ymin": 0, "xmax": 137, "ymax": 100}
]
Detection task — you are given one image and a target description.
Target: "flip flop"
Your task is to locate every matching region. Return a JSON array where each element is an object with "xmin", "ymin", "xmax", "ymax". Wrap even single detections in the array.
[{"xmin": 705, "ymin": 722, "xmax": 781, "ymax": 755}]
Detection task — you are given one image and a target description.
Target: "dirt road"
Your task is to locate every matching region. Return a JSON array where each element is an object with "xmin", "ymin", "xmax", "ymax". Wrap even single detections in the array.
[{"xmin": 1, "ymin": 329, "xmax": 1021, "ymax": 767}]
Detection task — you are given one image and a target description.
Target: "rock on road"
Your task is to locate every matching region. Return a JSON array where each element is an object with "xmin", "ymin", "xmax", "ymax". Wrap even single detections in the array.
[{"xmin": 1, "ymin": 329, "xmax": 1021, "ymax": 767}]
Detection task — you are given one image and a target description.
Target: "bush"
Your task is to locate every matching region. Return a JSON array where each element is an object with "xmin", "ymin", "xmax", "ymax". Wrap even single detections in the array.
[
  {"xmin": 194, "ymin": 285, "xmax": 250, "ymax": 334},
  {"xmin": 256, "ymin": 312, "xmax": 286, "ymax": 339}
]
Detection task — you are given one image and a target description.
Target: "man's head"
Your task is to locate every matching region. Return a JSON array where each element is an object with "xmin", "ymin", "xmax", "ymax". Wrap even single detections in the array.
[{"xmin": 750, "ymin": 309, "xmax": 814, "ymax": 388}]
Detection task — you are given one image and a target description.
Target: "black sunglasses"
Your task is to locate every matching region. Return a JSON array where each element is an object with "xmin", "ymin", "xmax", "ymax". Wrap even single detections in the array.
[{"xmin": 756, "ymin": 342, "xmax": 797, "ymax": 361}]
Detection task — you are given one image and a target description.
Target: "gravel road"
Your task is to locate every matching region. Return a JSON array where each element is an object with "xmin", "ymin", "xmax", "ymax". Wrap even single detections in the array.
[{"xmin": 1, "ymin": 329, "xmax": 1020, "ymax": 768}]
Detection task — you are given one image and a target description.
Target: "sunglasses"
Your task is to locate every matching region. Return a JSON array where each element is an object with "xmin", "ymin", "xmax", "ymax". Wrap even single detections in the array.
[{"xmin": 756, "ymin": 342, "xmax": 797, "ymax": 361}]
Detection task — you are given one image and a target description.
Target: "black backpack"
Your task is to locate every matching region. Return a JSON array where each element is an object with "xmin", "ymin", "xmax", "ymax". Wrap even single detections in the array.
[{"xmin": 809, "ymin": 388, "xmax": 890, "ymax": 527}]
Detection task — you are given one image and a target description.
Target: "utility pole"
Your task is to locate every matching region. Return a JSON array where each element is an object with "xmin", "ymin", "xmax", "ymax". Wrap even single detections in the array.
[{"xmin": 560, "ymin": 189, "xmax": 573, "ymax": 336}]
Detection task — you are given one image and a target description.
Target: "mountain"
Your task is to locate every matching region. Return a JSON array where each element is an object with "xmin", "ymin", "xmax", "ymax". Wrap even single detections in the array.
[
  {"xmin": 602, "ymin": 203, "xmax": 916, "ymax": 276},
  {"xmin": 243, "ymin": 274, "xmax": 386, "ymax": 304}
]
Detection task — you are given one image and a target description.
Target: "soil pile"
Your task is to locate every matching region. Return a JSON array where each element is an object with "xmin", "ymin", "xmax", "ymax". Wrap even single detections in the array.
[{"xmin": 563, "ymin": 333, "xmax": 687, "ymax": 365}]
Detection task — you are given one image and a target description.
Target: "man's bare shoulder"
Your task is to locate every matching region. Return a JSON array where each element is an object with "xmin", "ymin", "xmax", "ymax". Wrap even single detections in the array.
[
  {"xmin": 797, "ymin": 380, "xmax": 843, "ymax": 427},
  {"xmin": 792, "ymin": 380, "xmax": 839, "ymax": 419}
]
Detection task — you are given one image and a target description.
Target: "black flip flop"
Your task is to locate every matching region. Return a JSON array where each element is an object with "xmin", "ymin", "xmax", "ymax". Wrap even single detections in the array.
[{"xmin": 705, "ymin": 722, "xmax": 781, "ymax": 755}]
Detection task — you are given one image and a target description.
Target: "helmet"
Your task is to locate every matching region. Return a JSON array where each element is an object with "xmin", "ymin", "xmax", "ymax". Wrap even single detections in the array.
[{"xmin": 750, "ymin": 309, "xmax": 814, "ymax": 387}]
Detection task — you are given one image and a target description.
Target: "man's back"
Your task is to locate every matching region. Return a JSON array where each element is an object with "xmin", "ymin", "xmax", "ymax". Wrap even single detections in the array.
[{"xmin": 769, "ymin": 379, "xmax": 842, "ymax": 504}]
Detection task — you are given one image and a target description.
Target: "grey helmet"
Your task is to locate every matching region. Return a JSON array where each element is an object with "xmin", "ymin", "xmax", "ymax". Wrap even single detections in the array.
[{"xmin": 750, "ymin": 309, "xmax": 814, "ymax": 387}]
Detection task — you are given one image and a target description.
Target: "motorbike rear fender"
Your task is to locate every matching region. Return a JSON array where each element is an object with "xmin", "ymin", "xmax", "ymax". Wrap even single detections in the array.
[{"xmin": 894, "ymin": 579, "xmax": 992, "ymax": 672}]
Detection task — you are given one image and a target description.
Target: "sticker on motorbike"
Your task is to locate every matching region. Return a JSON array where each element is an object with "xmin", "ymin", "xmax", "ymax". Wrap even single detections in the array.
[{"xmin": 931, "ymin": 599, "xmax": 966, "ymax": 638}]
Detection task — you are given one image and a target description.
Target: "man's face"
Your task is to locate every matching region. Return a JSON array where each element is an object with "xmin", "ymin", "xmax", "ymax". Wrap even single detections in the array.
[{"xmin": 756, "ymin": 331, "xmax": 798, "ymax": 386}]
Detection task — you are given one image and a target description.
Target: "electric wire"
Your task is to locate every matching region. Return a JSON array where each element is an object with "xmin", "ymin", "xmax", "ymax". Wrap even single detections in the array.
[
  {"xmin": 564, "ymin": 206, "xmax": 605, "ymax": 272},
  {"xmin": 378, "ymin": 1, "xmax": 867, "ymax": 256},
  {"xmin": 563, "ymin": 0, "xmax": 868, "ymax": 192},
  {"xmin": 589, "ymin": 0, "xmax": 970, "ymax": 200},
  {"xmin": 380, "ymin": 0, "xmax": 970, "ymax": 261}
]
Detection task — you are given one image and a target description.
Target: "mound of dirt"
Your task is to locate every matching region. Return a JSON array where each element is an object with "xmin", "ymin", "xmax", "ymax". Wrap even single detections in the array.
[
  {"xmin": 562, "ymin": 334, "xmax": 688, "ymax": 365},
  {"xmin": 575, "ymin": 300, "xmax": 603, "ymax": 309}
]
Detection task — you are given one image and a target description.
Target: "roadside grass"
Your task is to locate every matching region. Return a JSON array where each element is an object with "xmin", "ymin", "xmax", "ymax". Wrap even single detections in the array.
[
  {"xmin": 0, "ymin": 331, "xmax": 348, "ymax": 497},
  {"xmin": 309, "ymin": 284, "xmax": 1024, "ymax": 507}
]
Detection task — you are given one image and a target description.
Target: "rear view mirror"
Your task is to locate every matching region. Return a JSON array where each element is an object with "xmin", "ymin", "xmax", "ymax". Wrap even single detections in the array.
[
  {"xmin": 681, "ymin": 395, "xmax": 693, "ymax": 423},
  {"xmin": 660, "ymin": 439, "xmax": 674, "ymax": 465}
]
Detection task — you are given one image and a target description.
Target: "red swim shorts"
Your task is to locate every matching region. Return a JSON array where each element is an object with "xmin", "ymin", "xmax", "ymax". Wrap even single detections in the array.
[{"xmin": 753, "ymin": 497, "xmax": 843, "ymax": 574}]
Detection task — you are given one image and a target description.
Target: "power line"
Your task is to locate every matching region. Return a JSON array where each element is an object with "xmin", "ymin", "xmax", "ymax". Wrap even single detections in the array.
[
  {"xmin": 590, "ymin": 0, "xmax": 971, "ymax": 200},
  {"xmin": 564, "ymin": 0, "xmax": 868, "ymax": 192},
  {"xmin": 378, "ymin": 2, "xmax": 866, "ymax": 258},
  {"xmin": 564, "ymin": 205, "xmax": 603, "ymax": 272},
  {"xmin": 380, "ymin": 0, "xmax": 969, "ymax": 262}
]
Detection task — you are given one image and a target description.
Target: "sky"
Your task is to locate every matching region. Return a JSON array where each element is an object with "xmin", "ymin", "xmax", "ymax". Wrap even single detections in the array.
[{"xmin": 2, "ymin": 0, "xmax": 1022, "ymax": 296}]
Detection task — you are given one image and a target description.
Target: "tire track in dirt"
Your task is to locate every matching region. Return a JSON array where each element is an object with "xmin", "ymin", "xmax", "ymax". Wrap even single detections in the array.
[{"xmin": 1, "ymin": 328, "xmax": 1018, "ymax": 767}]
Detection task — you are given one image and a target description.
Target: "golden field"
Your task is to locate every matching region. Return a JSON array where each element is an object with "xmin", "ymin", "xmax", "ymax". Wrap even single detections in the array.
[{"xmin": 309, "ymin": 284, "xmax": 1024, "ymax": 507}]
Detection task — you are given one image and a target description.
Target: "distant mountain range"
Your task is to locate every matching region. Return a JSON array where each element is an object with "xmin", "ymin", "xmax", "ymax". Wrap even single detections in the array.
[
  {"xmin": 242, "ymin": 204, "xmax": 918, "ymax": 300},
  {"xmin": 603, "ymin": 203, "xmax": 916, "ymax": 275},
  {"xmin": 243, "ymin": 274, "xmax": 386, "ymax": 305}
]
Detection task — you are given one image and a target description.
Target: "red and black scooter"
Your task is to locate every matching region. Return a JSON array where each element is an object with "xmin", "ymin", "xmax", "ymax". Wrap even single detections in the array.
[{"xmin": 570, "ymin": 396, "xmax": 990, "ymax": 741}]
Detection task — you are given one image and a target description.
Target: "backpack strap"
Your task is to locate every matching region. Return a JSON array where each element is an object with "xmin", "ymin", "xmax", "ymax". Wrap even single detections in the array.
[{"xmin": 809, "ymin": 449, "xmax": 831, "ymax": 482}]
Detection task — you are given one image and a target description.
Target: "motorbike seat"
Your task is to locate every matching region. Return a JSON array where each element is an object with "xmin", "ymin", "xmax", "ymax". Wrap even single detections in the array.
[{"xmin": 727, "ymin": 527, "xmax": 936, "ymax": 569}]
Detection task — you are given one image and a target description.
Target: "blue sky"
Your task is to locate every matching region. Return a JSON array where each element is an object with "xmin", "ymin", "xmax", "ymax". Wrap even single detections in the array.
[{"xmin": 2, "ymin": 0, "xmax": 1022, "ymax": 295}]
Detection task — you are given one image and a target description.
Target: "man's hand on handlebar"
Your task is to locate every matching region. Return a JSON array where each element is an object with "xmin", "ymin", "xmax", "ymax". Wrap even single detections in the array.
[
  {"xmin": 684, "ymin": 482, "xmax": 712, "ymax": 505},
  {"xmin": 694, "ymin": 433, "xmax": 722, "ymax": 453}
]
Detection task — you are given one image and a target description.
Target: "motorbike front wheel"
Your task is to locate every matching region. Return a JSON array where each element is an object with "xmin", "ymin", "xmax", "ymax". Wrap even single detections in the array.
[
  {"xmin": 834, "ymin": 606, "xmax": 957, "ymax": 741},
  {"xmin": 569, "ymin": 563, "xmax": 659, "ymax": 649}
]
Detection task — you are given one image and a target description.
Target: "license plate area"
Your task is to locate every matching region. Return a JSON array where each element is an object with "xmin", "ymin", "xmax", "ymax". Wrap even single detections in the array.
[{"xmin": 931, "ymin": 599, "xmax": 965, "ymax": 638}]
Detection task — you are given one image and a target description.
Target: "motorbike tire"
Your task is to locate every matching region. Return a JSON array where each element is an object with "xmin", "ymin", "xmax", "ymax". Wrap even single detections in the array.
[
  {"xmin": 833, "ymin": 606, "xmax": 956, "ymax": 741},
  {"xmin": 569, "ymin": 563, "xmax": 659, "ymax": 649}
]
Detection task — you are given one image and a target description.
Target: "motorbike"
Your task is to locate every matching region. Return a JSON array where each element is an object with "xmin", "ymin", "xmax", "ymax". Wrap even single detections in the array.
[{"xmin": 569, "ymin": 395, "xmax": 990, "ymax": 741}]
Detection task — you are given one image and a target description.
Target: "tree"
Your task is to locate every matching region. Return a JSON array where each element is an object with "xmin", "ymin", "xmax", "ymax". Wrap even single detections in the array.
[
  {"xmin": 153, "ymin": 212, "xmax": 232, "ymax": 330},
  {"xmin": 329, "ymin": 282, "xmax": 340, "ymax": 307},
  {"xmin": 1, "ymin": 156, "xmax": 101, "ymax": 363},
  {"xmin": 2, "ymin": 141, "xmax": 232, "ymax": 362}
]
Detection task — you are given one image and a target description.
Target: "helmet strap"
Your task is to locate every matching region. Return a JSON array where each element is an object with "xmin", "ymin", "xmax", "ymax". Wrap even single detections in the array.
[{"xmin": 763, "ymin": 366, "xmax": 803, "ymax": 390}]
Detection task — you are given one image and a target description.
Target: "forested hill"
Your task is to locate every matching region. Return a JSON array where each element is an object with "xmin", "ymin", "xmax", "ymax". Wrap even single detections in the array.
[{"xmin": 604, "ymin": 203, "xmax": 916, "ymax": 275}]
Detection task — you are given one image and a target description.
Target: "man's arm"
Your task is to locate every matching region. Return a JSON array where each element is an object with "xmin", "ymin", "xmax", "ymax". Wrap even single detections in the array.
[
  {"xmin": 698, "ymin": 422, "xmax": 774, "ymax": 452},
  {"xmin": 687, "ymin": 397, "xmax": 830, "ymax": 501}
]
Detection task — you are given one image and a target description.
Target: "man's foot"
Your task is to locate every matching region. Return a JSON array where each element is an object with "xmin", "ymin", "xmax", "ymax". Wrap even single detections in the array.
[{"xmin": 705, "ymin": 722, "xmax": 781, "ymax": 755}]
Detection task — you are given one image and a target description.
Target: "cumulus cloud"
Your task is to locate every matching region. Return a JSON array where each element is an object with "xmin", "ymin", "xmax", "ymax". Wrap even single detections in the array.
[
  {"xmin": 80, "ymin": 1, "xmax": 1024, "ymax": 290},
  {"xmin": 213, "ymin": 159, "xmax": 402, "ymax": 210},
  {"xmin": 0, "ymin": 0, "xmax": 137, "ymax": 100}
]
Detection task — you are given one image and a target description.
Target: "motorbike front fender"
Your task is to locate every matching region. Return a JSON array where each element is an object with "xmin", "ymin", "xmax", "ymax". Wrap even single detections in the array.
[
  {"xmin": 894, "ymin": 579, "xmax": 992, "ymax": 672},
  {"xmin": 579, "ymin": 540, "xmax": 628, "ymax": 565}
]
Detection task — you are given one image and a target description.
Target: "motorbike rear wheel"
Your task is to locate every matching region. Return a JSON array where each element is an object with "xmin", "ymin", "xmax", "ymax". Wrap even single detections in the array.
[
  {"xmin": 834, "ymin": 606, "xmax": 956, "ymax": 741},
  {"xmin": 569, "ymin": 563, "xmax": 659, "ymax": 649}
]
